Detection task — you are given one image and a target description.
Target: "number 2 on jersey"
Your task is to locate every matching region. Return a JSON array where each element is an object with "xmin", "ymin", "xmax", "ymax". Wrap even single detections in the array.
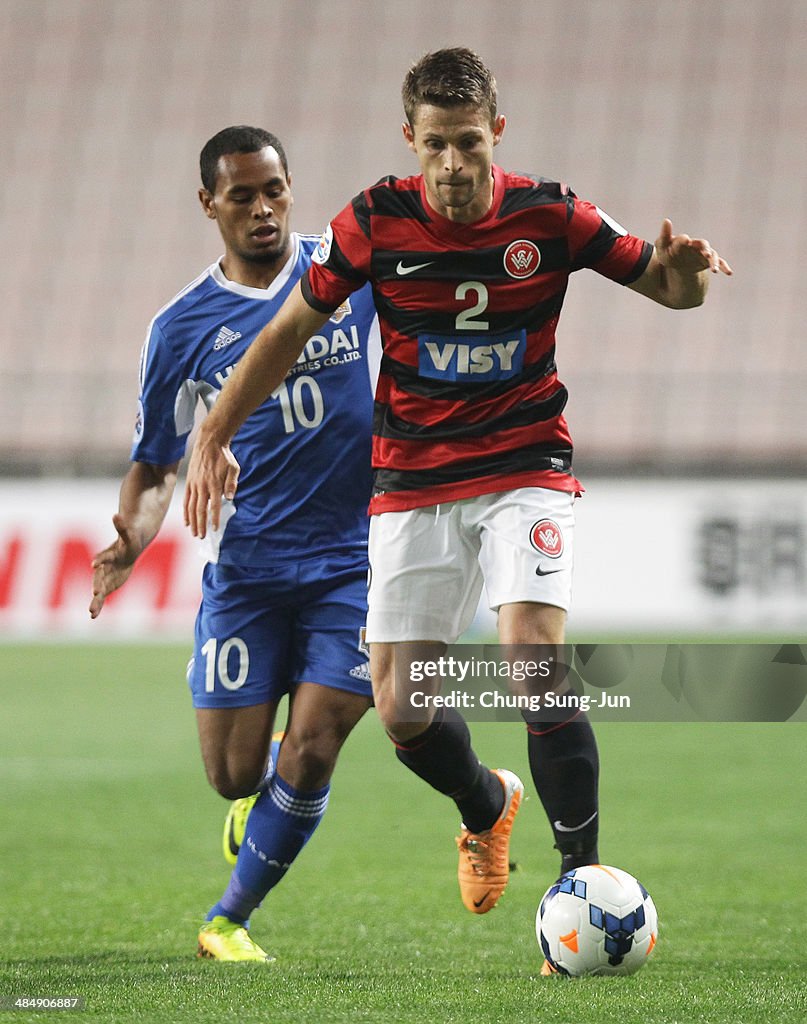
[{"xmin": 455, "ymin": 281, "xmax": 489, "ymax": 331}]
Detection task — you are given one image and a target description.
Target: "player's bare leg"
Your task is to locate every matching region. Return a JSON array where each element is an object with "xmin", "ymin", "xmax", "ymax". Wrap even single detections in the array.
[
  {"xmin": 196, "ymin": 702, "xmax": 280, "ymax": 800},
  {"xmin": 277, "ymin": 682, "xmax": 372, "ymax": 790},
  {"xmin": 212, "ymin": 684, "xmax": 371, "ymax": 864},
  {"xmin": 497, "ymin": 601, "xmax": 566, "ymax": 646},
  {"xmin": 201, "ymin": 684, "xmax": 370, "ymax": 954},
  {"xmin": 196, "ymin": 702, "xmax": 282, "ymax": 871},
  {"xmin": 499, "ymin": 601, "xmax": 600, "ymax": 876},
  {"xmin": 370, "ymin": 640, "xmax": 442, "ymax": 742}
]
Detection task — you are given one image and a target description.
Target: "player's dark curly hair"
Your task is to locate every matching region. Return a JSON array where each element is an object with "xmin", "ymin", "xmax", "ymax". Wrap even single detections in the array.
[
  {"xmin": 402, "ymin": 47, "xmax": 497, "ymax": 126},
  {"xmin": 200, "ymin": 126, "xmax": 289, "ymax": 192}
]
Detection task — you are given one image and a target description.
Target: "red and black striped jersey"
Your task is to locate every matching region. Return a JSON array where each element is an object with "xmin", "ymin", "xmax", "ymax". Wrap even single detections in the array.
[{"xmin": 301, "ymin": 165, "xmax": 653, "ymax": 514}]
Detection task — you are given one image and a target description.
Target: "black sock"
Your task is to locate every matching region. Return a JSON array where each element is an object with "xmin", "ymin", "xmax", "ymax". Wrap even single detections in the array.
[
  {"xmin": 394, "ymin": 705, "xmax": 504, "ymax": 832},
  {"xmin": 524, "ymin": 710, "xmax": 600, "ymax": 871}
]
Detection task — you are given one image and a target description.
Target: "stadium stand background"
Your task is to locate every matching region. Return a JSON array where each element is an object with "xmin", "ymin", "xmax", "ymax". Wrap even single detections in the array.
[{"xmin": 1, "ymin": 0, "xmax": 804, "ymax": 477}]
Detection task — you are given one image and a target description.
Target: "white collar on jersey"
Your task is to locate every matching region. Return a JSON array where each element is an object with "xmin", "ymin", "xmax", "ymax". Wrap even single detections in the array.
[{"xmin": 209, "ymin": 232, "xmax": 300, "ymax": 301}]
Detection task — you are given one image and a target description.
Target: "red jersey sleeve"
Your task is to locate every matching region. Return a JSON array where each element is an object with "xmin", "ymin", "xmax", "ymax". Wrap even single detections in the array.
[
  {"xmin": 301, "ymin": 191, "xmax": 374, "ymax": 313},
  {"xmin": 567, "ymin": 193, "xmax": 653, "ymax": 285}
]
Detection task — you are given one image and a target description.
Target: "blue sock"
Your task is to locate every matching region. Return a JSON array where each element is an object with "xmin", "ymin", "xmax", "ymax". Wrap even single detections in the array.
[
  {"xmin": 207, "ymin": 773, "xmax": 329, "ymax": 925},
  {"xmin": 257, "ymin": 733, "xmax": 284, "ymax": 792}
]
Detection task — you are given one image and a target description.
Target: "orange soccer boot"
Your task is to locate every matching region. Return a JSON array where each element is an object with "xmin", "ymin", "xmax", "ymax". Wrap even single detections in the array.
[{"xmin": 456, "ymin": 768, "xmax": 524, "ymax": 914}]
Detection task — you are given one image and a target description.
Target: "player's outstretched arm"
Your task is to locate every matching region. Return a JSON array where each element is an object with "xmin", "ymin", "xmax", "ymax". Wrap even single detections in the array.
[
  {"xmin": 628, "ymin": 219, "xmax": 732, "ymax": 309},
  {"xmin": 184, "ymin": 282, "xmax": 331, "ymax": 538},
  {"xmin": 89, "ymin": 460, "xmax": 179, "ymax": 618}
]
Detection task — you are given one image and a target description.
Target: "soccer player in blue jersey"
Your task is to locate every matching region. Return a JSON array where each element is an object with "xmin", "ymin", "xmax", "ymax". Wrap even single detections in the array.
[{"xmin": 90, "ymin": 126, "xmax": 380, "ymax": 962}]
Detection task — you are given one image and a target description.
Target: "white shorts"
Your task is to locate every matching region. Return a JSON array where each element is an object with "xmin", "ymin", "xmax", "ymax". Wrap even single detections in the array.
[{"xmin": 366, "ymin": 487, "xmax": 575, "ymax": 644}]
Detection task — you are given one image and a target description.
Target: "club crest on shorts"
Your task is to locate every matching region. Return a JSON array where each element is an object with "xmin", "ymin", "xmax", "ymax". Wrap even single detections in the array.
[
  {"xmin": 504, "ymin": 239, "xmax": 541, "ymax": 279},
  {"xmin": 530, "ymin": 518, "xmax": 563, "ymax": 558}
]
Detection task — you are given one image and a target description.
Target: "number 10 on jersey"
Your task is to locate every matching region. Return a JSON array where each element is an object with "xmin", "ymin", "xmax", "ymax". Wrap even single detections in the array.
[{"xmin": 271, "ymin": 376, "xmax": 324, "ymax": 433}]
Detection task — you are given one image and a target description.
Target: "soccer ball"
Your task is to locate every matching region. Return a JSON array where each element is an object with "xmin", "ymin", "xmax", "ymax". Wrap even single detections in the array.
[{"xmin": 536, "ymin": 864, "xmax": 658, "ymax": 976}]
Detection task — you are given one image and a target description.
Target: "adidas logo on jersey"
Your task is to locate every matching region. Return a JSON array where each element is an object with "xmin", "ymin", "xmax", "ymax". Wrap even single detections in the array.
[
  {"xmin": 213, "ymin": 326, "xmax": 242, "ymax": 351},
  {"xmin": 349, "ymin": 662, "xmax": 372, "ymax": 683}
]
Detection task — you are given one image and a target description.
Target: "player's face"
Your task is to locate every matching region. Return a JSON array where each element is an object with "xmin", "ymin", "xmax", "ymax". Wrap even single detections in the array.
[
  {"xmin": 403, "ymin": 104, "xmax": 505, "ymax": 223},
  {"xmin": 199, "ymin": 147, "xmax": 293, "ymax": 277}
]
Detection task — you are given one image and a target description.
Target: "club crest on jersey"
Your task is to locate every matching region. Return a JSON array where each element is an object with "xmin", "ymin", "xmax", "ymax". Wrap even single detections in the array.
[
  {"xmin": 529, "ymin": 518, "xmax": 563, "ymax": 558},
  {"xmin": 312, "ymin": 223, "xmax": 333, "ymax": 265},
  {"xmin": 504, "ymin": 239, "xmax": 541, "ymax": 279},
  {"xmin": 329, "ymin": 298, "xmax": 352, "ymax": 325}
]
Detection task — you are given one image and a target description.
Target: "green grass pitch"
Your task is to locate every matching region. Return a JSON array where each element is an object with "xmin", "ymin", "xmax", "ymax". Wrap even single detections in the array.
[{"xmin": 1, "ymin": 643, "xmax": 805, "ymax": 1024}]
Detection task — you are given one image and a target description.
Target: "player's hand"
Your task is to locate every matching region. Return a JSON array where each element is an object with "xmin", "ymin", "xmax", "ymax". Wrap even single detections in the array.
[
  {"xmin": 89, "ymin": 514, "xmax": 139, "ymax": 618},
  {"xmin": 183, "ymin": 429, "xmax": 240, "ymax": 539},
  {"xmin": 655, "ymin": 219, "xmax": 732, "ymax": 276}
]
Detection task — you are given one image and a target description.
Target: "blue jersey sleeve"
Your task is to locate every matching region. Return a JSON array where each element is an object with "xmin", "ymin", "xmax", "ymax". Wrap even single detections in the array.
[{"xmin": 130, "ymin": 320, "xmax": 190, "ymax": 465}]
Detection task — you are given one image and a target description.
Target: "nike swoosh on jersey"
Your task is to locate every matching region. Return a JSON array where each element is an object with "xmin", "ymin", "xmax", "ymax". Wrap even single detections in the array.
[
  {"xmin": 535, "ymin": 565, "xmax": 563, "ymax": 576},
  {"xmin": 396, "ymin": 260, "xmax": 434, "ymax": 275}
]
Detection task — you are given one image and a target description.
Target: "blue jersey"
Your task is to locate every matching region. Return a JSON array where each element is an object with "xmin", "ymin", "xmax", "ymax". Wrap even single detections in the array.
[{"xmin": 132, "ymin": 233, "xmax": 380, "ymax": 567}]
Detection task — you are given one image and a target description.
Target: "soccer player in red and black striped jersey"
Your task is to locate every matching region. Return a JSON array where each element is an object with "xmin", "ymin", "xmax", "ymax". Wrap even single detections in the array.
[{"xmin": 185, "ymin": 48, "xmax": 732, "ymax": 921}]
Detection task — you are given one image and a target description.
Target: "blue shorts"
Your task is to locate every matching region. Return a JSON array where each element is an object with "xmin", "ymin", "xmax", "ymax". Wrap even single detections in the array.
[{"xmin": 187, "ymin": 555, "xmax": 371, "ymax": 709}]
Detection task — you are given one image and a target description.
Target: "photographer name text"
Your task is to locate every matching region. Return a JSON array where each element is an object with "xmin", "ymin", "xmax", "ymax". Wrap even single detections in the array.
[{"xmin": 407, "ymin": 689, "xmax": 631, "ymax": 712}]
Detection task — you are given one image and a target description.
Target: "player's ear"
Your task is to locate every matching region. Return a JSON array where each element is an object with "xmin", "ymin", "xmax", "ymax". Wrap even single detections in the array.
[
  {"xmin": 402, "ymin": 121, "xmax": 416, "ymax": 151},
  {"xmin": 492, "ymin": 114, "xmax": 506, "ymax": 146},
  {"xmin": 199, "ymin": 187, "xmax": 216, "ymax": 220}
]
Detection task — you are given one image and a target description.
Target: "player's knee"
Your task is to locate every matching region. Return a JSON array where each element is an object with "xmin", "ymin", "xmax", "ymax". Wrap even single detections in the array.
[
  {"xmin": 372, "ymin": 687, "xmax": 397, "ymax": 732},
  {"xmin": 371, "ymin": 671, "xmax": 408, "ymax": 735},
  {"xmin": 279, "ymin": 731, "xmax": 338, "ymax": 789},
  {"xmin": 205, "ymin": 761, "xmax": 264, "ymax": 801},
  {"xmin": 384, "ymin": 717, "xmax": 433, "ymax": 744},
  {"xmin": 373, "ymin": 680, "xmax": 432, "ymax": 742}
]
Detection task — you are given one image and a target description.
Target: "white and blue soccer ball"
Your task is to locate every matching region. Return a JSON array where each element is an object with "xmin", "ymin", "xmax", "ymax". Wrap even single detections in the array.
[{"xmin": 536, "ymin": 864, "xmax": 658, "ymax": 976}]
